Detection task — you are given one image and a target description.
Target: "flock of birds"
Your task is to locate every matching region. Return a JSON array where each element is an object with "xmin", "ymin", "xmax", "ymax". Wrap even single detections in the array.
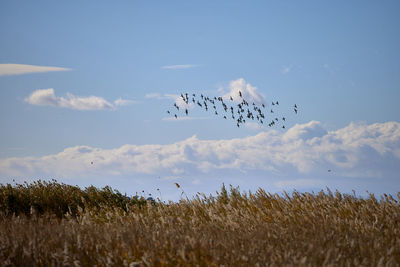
[{"xmin": 166, "ymin": 91, "xmax": 298, "ymax": 129}]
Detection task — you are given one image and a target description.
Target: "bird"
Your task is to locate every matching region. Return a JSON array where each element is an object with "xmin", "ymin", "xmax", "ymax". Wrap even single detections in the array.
[
  {"xmin": 328, "ymin": 169, "xmax": 331, "ymax": 172},
  {"xmin": 91, "ymin": 161, "xmax": 93, "ymax": 165},
  {"xmin": 168, "ymin": 91, "xmax": 293, "ymax": 129}
]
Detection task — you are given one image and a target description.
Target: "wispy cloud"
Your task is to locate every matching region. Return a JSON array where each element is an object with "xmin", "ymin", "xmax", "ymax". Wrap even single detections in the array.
[
  {"xmin": 0, "ymin": 64, "xmax": 71, "ymax": 76},
  {"xmin": 161, "ymin": 64, "xmax": 198, "ymax": 70},
  {"xmin": 146, "ymin": 92, "xmax": 194, "ymax": 109},
  {"xmin": 281, "ymin": 65, "xmax": 292, "ymax": 74},
  {"xmin": 25, "ymin": 88, "xmax": 133, "ymax": 110}
]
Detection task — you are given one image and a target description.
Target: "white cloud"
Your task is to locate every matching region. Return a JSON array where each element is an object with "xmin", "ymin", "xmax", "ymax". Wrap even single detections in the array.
[
  {"xmin": 1, "ymin": 121, "xmax": 399, "ymax": 183},
  {"xmin": 0, "ymin": 64, "xmax": 71, "ymax": 76},
  {"xmin": 146, "ymin": 92, "xmax": 194, "ymax": 110},
  {"xmin": 25, "ymin": 88, "xmax": 133, "ymax": 110},
  {"xmin": 114, "ymin": 98, "xmax": 135, "ymax": 106},
  {"xmin": 145, "ymin": 93, "xmax": 163, "ymax": 99},
  {"xmin": 161, "ymin": 64, "xmax": 197, "ymax": 69},
  {"xmin": 222, "ymin": 78, "xmax": 266, "ymax": 105}
]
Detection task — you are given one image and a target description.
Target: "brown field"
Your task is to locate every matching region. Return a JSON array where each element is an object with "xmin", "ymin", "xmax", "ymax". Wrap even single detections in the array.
[{"xmin": 0, "ymin": 181, "xmax": 399, "ymax": 266}]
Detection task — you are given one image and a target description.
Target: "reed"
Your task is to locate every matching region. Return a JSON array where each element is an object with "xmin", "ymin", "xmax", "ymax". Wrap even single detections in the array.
[{"xmin": 0, "ymin": 181, "xmax": 399, "ymax": 266}]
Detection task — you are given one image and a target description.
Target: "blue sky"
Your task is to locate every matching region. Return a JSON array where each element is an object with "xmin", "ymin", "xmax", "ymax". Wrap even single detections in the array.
[{"xmin": 1, "ymin": 1, "xmax": 399, "ymax": 200}]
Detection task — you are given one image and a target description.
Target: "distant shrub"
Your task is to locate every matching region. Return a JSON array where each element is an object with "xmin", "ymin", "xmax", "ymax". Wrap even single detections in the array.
[{"xmin": 0, "ymin": 180, "xmax": 146, "ymax": 218}]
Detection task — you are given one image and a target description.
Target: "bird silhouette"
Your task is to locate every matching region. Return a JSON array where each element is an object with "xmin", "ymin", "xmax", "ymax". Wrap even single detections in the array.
[{"xmin": 167, "ymin": 91, "xmax": 294, "ymax": 130}]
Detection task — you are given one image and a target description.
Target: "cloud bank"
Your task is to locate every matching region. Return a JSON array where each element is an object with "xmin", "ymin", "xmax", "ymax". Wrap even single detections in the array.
[
  {"xmin": 25, "ymin": 88, "xmax": 133, "ymax": 110},
  {"xmin": 1, "ymin": 121, "xmax": 399, "ymax": 183},
  {"xmin": 0, "ymin": 64, "xmax": 71, "ymax": 76}
]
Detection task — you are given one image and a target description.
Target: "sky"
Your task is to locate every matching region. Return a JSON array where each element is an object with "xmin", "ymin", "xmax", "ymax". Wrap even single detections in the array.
[{"xmin": 1, "ymin": 1, "xmax": 399, "ymax": 201}]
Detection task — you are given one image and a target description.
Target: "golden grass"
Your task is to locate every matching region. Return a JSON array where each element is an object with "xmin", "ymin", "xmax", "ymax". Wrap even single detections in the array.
[{"xmin": 0, "ymin": 182, "xmax": 399, "ymax": 266}]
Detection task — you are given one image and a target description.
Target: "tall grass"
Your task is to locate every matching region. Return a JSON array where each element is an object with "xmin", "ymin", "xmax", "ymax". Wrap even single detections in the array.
[{"xmin": 0, "ymin": 181, "xmax": 399, "ymax": 266}]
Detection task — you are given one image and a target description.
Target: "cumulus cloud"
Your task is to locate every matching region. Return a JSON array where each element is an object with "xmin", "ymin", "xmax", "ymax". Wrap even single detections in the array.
[
  {"xmin": 0, "ymin": 64, "xmax": 71, "ymax": 76},
  {"xmin": 1, "ymin": 121, "xmax": 399, "ymax": 183},
  {"xmin": 161, "ymin": 64, "xmax": 198, "ymax": 69},
  {"xmin": 25, "ymin": 88, "xmax": 133, "ymax": 110},
  {"xmin": 222, "ymin": 78, "xmax": 266, "ymax": 105}
]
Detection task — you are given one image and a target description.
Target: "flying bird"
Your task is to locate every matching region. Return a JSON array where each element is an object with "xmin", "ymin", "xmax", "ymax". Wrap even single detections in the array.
[{"xmin": 167, "ymin": 91, "xmax": 296, "ymax": 129}]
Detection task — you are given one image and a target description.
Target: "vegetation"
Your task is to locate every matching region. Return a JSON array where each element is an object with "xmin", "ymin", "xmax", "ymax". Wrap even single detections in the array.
[{"xmin": 0, "ymin": 181, "xmax": 399, "ymax": 266}]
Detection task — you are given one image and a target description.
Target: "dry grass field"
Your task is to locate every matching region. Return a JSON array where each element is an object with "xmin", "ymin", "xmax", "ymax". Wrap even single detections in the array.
[{"xmin": 0, "ymin": 181, "xmax": 399, "ymax": 266}]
